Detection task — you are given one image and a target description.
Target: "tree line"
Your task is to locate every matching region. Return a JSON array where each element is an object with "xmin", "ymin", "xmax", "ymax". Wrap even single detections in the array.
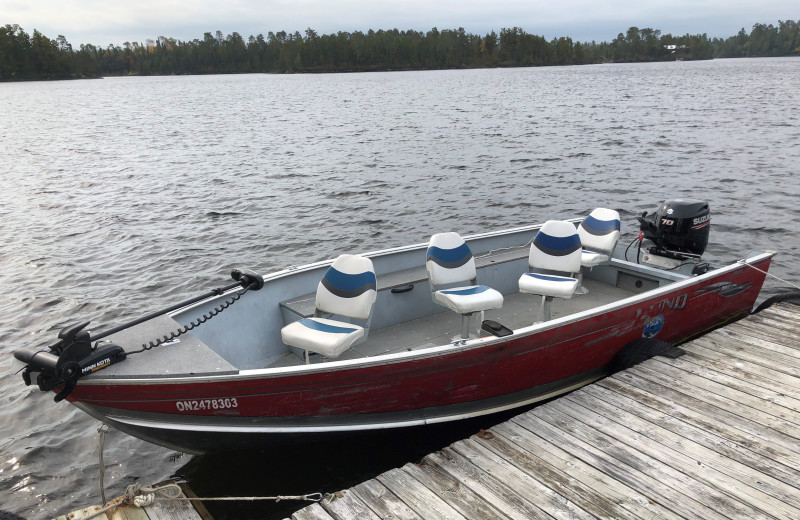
[{"xmin": 1, "ymin": 20, "xmax": 798, "ymax": 81}]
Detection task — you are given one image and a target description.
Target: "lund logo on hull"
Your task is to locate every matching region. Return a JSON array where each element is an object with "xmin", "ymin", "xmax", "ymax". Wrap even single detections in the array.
[
  {"xmin": 654, "ymin": 294, "xmax": 687, "ymax": 312},
  {"xmin": 643, "ymin": 315, "xmax": 665, "ymax": 338},
  {"xmin": 638, "ymin": 293, "xmax": 686, "ymax": 338}
]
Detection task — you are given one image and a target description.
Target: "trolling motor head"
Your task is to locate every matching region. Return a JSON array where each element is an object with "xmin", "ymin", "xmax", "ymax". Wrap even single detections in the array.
[{"xmin": 14, "ymin": 321, "xmax": 126, "ymax": 402}]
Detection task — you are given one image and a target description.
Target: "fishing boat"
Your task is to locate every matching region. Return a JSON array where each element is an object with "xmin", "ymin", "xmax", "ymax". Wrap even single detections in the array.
[{"xmin": 14, "ymin": 199, "xmax": 774, "ymax": 454}]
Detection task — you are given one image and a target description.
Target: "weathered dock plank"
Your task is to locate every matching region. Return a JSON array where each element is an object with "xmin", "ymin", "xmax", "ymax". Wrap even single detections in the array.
[
  {"xmin": 351, "ymin": 479, "xmax": 423, "ymax": 520},
  {"xmin": 400, "ymin": 456, "xmax": 513, "ymax": 520},
  {"xmin": 580, "ymin": 372, "xmax": 800, "ymax": 485},
  {"xmin": 291, "ymin": 503, "xmax": 336, "ymax": 520},
  {"xmin": 377, "ymin": 467, "xmax": 467, "ymax": 519},
  {"xmin": 466, "ymin": 429, "xmax": 669, "ymax": 520},
  {"xmin": 492, "ymin": 418, "xmax": 730, "ymax": 520},
  {"xmin": 648, "ymin": 356, "xmax": 800, "ymax": 418},
  {"xmin": 560, "ymin": 389, "xmax": 800, "ymax": 517},
  {"xmin": 108, "ymin": 505, "xmax": 150, "ymax": 520},
  {"xmin": 319, "ymin": 490, "xmax": 380, "ymax": 520},
  {"xmin": 294, "ymin": 303, "xmax": 800, "ymax": 520},
  {"xmin": 693, "ymin": 335, "xmax": 800, "ymax": 377}
]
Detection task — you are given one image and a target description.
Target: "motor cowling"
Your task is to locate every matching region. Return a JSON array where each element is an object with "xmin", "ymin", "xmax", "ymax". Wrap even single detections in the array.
[{"xmin": 640, "ymin": 198, "xmax": 710, "ymax": 260}]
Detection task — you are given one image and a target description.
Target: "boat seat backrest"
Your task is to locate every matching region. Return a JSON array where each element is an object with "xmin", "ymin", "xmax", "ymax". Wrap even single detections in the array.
[
  {"xmin": 578, "ymin": 208, "xmax": 621, "ymax": 254},
  {"xmin": 530, "ymin": 220, "xmax": 582, "ymax": 274},
  {"xmin": 315, "ymin": 254, "xmax": 377, "ymax": 320},
  {"xmin": 426, "ymin": 232, "xmax": 477, "ymax": 286}
]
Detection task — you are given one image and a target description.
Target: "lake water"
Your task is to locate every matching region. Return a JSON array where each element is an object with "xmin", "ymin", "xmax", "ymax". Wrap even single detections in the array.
[{"xmin": 1, "ymin": 57, "xmax": 799, "ymax": 519}]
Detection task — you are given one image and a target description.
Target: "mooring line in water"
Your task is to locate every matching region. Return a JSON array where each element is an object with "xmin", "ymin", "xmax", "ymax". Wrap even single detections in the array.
[
  {"xmin": 92, "ymin": 427, "xmax": 328, "ymax": 516},
  {"xmin": 97, "ymin": 424, "xmax": 109, "ymax": 505}
]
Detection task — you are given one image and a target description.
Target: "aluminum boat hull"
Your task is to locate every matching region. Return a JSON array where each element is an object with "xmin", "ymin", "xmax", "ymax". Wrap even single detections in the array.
[{"xmin": 64, "ymin": 251, "xmax": 771, "ymax": 453}]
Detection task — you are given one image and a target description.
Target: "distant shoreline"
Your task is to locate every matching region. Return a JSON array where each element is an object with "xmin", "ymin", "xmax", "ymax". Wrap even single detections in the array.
[{"xmin": 2, "ymin": 21, "xmax": 797, "ymax": 82}]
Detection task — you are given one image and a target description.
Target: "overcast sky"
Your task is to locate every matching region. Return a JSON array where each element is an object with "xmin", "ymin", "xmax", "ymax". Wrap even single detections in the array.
[{"xmin": 3, "ymin": 0, "xmax": 796, "ymax": 47}]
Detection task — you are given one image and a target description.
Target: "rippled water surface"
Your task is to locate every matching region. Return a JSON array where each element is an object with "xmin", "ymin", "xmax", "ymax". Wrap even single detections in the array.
[{"xmin": 1, "ymin": 58, "xmax": 799, "ymax": 519}]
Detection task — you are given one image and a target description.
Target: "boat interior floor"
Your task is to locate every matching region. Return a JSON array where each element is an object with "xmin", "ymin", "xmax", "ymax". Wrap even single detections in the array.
[
  {"xmin": 94, "ymin": 277, "xmax": 637, "ymax": 379},
  {"xmin": 267, "ymin": 277, "xmax": 637, "ymax": 368}
]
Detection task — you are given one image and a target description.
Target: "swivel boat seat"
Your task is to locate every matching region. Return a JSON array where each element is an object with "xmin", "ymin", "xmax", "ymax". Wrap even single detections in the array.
[
  {"xmin": 576, "ymin": 208, "xmax": 621, "ymax": 294},
  {"xmin": 281, "ymin": 254, "xmax": 377, "ymax": 364},
  {"xmin": 518, "ymin": 220, "xmax": 582, "ymax": 323},
  {"xmin": 426, "ymin": 232, "xmax": 504, "ymax": 340}
]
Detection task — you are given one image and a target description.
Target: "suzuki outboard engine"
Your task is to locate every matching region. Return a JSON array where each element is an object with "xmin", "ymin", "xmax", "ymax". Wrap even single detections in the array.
[{"xmin": 638, "ymin": 198, "xmax": 710, "ymax": 268}]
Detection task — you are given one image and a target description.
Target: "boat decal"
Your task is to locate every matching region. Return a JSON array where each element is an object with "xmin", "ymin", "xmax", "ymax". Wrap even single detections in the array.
[
  {"xmin": 692, "ymin": 281, "xmax": 752, "ymax": 299},
  {"xmin": 81, "ymin": 357, "xmax": 113, "ymax": 375},
  {"xmin": 643, "ymin": 315, "xmax": 665, "ymax": 338}
]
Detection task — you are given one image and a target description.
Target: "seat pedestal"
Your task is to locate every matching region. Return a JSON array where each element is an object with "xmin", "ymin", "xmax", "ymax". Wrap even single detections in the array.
[{"xmin": 537, "ymin": 295, "xmax": 554, "ymax": 323}]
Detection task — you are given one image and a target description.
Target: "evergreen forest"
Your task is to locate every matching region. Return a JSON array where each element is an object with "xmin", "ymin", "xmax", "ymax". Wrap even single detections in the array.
[{"xmin": 1, "ymin": 20, "xmax": 799, "ymax": 81}]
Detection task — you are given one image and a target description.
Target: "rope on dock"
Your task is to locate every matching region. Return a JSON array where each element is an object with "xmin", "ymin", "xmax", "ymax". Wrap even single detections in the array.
[
  {"xmin": 126, "ymin": 481, "xmax": 330, "ymax": 504},
  {"xmin": 81, "ymin": 481, "xmax": 330, "ymax": 519}
]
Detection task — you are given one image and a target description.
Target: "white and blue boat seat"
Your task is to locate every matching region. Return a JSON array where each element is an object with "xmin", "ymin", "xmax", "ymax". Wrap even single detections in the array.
[
  {"xmin": 576, "ymin": 208, "xmax": 621, "ymax": 294},
  {"xmin": 518, "ymin": 220, "xmax": 582, "ymax": 322},
  {"xmin": 281, "ymin": 254, "xmax": 377, "ymax": 363},
  {"xmin": 579, "ymin": 208, "xmax": 621, "ymax": 267},
  {"xmin": 427, "ymin": 232, "xmax": 503, "ymax": 339}
]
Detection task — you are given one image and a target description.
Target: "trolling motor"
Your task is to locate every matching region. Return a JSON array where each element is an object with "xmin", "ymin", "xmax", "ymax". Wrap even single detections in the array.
[
  {"xmin": 15, "ymin": 322, "xmax": 127, "ymax": 402},
  {"xmin": 636, "ymin": 198, "xmax": 711, "ymax": 270},
  {"xmin": 14, "ymin": 268, "xmax": 264, "ymax": 402}
]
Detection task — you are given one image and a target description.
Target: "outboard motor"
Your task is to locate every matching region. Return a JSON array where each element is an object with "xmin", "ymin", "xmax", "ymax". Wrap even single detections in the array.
[{"xmin": 638, "ymin": 198, "xmax": 710, "ymax": 268}]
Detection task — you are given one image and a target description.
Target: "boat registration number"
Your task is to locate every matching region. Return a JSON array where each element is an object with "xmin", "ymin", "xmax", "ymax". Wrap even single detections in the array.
[{"xmin": 176, "ymin": 398, "xmax": 238, "ymax": 412}]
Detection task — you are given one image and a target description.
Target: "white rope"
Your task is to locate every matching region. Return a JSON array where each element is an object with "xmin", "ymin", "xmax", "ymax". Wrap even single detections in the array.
[
  {"xmin": 79, "ymin": 482, "xmax": 326, "ymax": 519},
  {"xmin": 133, "ymin": 493, "xmax": 155, "ymax": 507},
  {"xmin": 738, "ymin": 252, "xmax": 800, "ymax": 291},
  {"xmin": 128, "ymin": 481, "xmax": 328, "ymax": 503},
  {"xmin": 97, "ymin": 425, "xmax": 109, "ymax": 505}
]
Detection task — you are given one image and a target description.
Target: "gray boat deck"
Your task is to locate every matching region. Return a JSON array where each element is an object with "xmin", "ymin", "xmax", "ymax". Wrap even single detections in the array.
[
  {"xmin": 87, "ymin": 275, "xmax": 635, "ymax": 376},
  {"xmin": 289, "ymin": 302, "xmax": 800, "ymax": 520},
  {"xmin": 271, "ymin": 277, "xmax": 636, "ymax": 368}
]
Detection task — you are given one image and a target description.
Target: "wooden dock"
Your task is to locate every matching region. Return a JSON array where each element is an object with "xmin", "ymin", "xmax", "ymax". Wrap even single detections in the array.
[
  {"xmin": 55, "ymin": 481, "xmax": 211, "ymax": 520},
  {"xmin": 289, "ymin": 302, "xmax": 800, "ymax": 520}
]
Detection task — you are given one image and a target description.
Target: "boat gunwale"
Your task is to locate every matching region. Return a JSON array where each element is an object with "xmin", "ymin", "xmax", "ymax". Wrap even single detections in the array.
[
  {"xmin": 180, "ymin": 219, "xmax": 583, "ymax": 300},
  {"xmin": 76, "ymin": 250, "xmax": 775, "ymax": 386}
]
